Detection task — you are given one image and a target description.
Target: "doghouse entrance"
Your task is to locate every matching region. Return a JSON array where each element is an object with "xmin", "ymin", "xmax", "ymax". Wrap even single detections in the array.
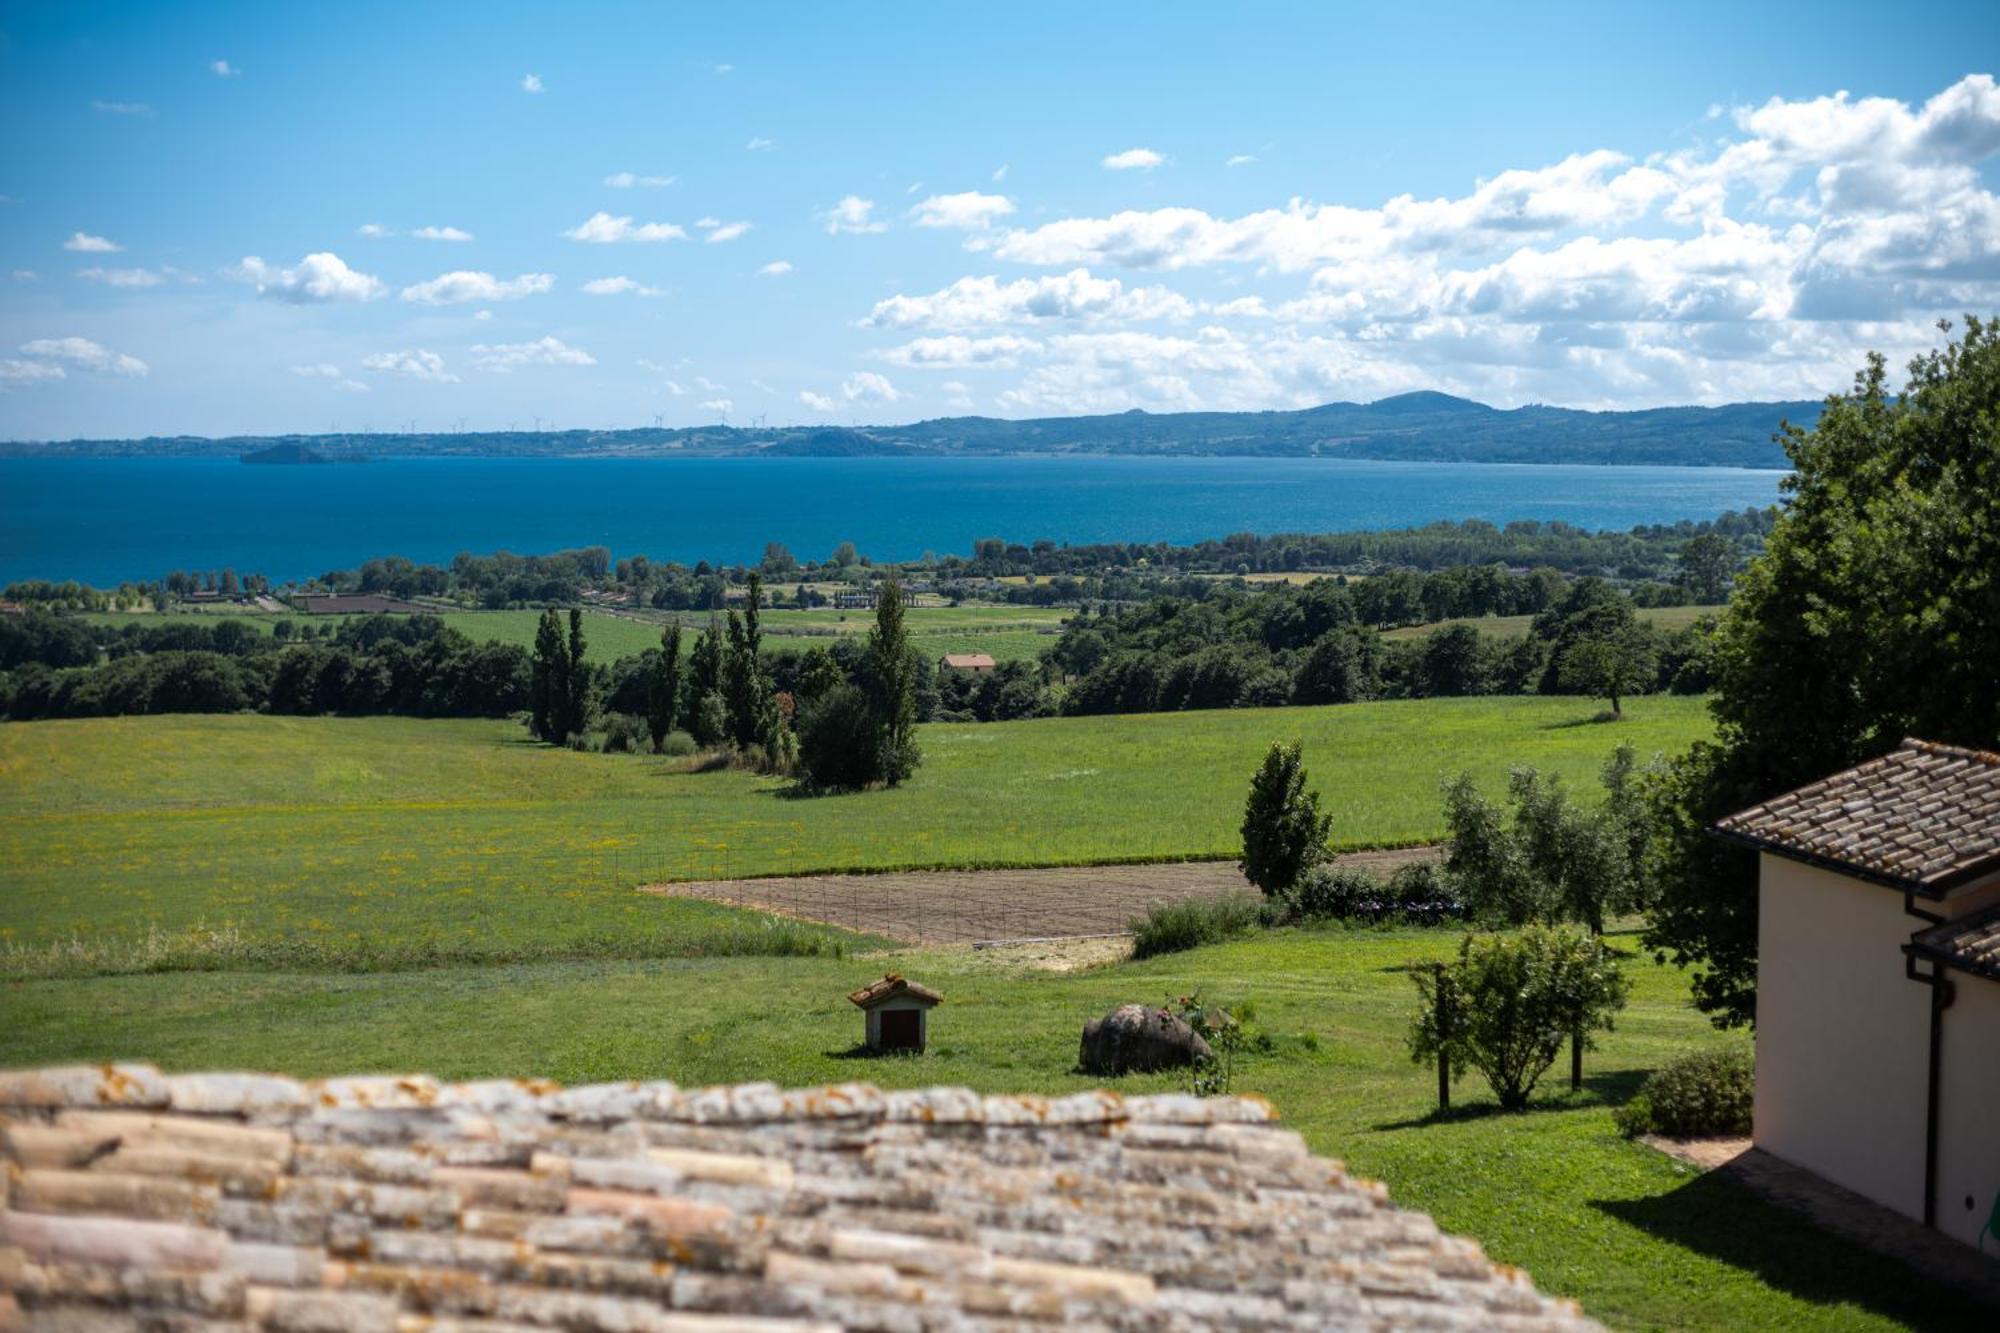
[{"xmin": 879, "ymin": 1008, "xmax": 922, "ymax": 1052}]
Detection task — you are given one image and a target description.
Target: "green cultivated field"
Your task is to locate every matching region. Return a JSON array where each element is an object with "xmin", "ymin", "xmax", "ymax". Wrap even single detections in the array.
[
  {"xmin": 1382, "ymin": 604, "xmax": 1724, "ymax": 641},
  {"xmin": 0, "ymin": 926, "xmax": 1976, "ymax": 1332},
  {"xmin": 0, "ymin": 696, "xmax": 1709, "ymax": 966},
  {"xmin": 81, "ymin": 605, "xmax": 1066, "ymax": 665}
]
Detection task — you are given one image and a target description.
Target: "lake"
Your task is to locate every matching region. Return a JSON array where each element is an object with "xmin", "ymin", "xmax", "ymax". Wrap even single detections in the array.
[{"xmin": 0, "ymin": 455, "xmax": 1789, "ymax": 587}]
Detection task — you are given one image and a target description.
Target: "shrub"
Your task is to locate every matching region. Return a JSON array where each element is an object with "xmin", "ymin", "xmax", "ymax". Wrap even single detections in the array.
[
  {"xmin": 655, "ymin": 729, "xmax": 697, "ymax": 757},
  {"xmin": 1613, "ymin": 1046, "xmax": 1754, "ymax": 1138},
  {"xmin": 1273, "ymin": 860, "xmax": 1463, "ymax": 926},
  {"xmin": 598, "ymin": 712, "xmax": 649, "ymax": 753},
  {"xmin": 1408, "ymin": 925, "xmax": 1630, "ymax": 1110},
  {"xmin": 1130, "ymin": 893, "xmax": 1263, "ymax": 959},
  {"xmin": 1279, "ymin": 865, "xmax": 1384, "ymax": 922}
]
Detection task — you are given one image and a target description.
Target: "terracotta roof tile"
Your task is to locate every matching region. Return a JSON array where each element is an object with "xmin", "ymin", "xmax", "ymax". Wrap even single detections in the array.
[
  {"xmin": 0, "ymin": 1065, "xmax": 1598, "ymax": 1330},
  {"xmin": 1910, "ymin": 902, "xmax": 2000, "ymax": 982},
  {"xmin": 1712, "ymin": 739, "xmax": 2000, "ymax": 893}
]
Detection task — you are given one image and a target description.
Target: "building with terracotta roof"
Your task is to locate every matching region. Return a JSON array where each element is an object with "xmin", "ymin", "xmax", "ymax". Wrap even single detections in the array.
[
  {"xmin": 0, "ymin": 1064, "xmax": 1598, "ymax": 1330},
  {"xmin": 938, "ymin": 653, "xmax": 996, "ymax": 673},
  {"xmin": 1713, "ymin": 738, "xmax": 2000, "ymax": 1253}
]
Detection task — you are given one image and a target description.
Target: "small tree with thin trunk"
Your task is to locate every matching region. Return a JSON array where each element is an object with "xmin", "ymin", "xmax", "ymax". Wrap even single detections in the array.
[
  {"xmin": 564, "ymin": 608, "xmax": 591, "ymax": 740},
  {"xmin": 1239, "ymin": 740, "xmax": 1332, "ymax": 896},
  {"xmin": 1409, "ymin": 925, "xmax": 1629, "ymax": 1111}
]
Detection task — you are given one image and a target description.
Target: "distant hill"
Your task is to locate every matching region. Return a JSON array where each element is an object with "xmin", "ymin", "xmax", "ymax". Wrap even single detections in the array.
[{"xmin": 5, "ymin": 392, "xmax": 1819, "ymax": 467}]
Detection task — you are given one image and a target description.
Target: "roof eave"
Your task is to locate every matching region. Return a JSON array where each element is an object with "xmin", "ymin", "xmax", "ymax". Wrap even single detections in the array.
[
  {"xmin": 1708, "ymin": 824, "xmax": 1949, "ymax": 899},
  {"xmin": 1901, "ymin": 939, "xmax": 2000, "ymax": 985}
]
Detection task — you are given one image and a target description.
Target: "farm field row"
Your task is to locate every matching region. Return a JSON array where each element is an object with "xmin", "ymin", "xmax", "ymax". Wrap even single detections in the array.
[
  {"xmin": 0, "ymin": 694, "xmax": 1713, "ymax": 961},
  {"xmin": 0, "ymin": 925, "xmax": 1971, "ymax": 1332}
]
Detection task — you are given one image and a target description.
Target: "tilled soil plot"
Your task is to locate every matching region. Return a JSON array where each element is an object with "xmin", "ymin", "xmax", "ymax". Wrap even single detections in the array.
[{"xmin": 641, "ymin": 846, "xmax": 1436, "ymax": 945}]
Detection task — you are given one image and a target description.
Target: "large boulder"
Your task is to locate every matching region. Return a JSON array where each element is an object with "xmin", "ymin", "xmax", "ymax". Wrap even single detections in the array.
[{"xmin": 1078, "ymin": 1004, "xmax": 1213, "ymax": 1076}]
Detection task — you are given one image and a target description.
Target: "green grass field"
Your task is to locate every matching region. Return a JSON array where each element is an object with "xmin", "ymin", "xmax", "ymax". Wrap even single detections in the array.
[
  {"xmin": 0, "ymin": 924, "xmax": 1977, "ymax": 1331},
  {"xmin": 0, "ymin": 695, "xmax": 1711, "ymax": 966},
  {"xmin": 80, "ymin": 605, "xmax": 1067, "ymax": 665},
  {"xmin": 1382, "ymin": 604, "xmax": 1724, "ymax": 641}
]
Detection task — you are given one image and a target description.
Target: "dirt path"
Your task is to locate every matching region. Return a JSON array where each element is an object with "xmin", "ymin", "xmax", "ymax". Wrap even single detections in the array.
[{"xmin": 641, "ymin": 846, "xmax": 1437, "ymax": 945}]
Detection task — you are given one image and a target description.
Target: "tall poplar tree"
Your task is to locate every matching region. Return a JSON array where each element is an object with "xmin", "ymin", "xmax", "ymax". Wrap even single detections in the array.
[
  {"xmin": 648, "ymin": 622, "xmax": 683, "ymax": 751},
  {"xmin": 866, "ymin": 580, "xmax": 920, "ymax": 785},
  {"xmin": 564, "ymin": 608, "xmax": 590, "ymax": 740},
  {"xmin": 529, "ymin": 609, "xmax": 565, "ymax": 741}
]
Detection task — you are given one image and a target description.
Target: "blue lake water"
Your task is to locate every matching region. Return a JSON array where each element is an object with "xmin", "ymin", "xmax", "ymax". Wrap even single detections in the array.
[{"xmin": 0, "ymin": 455, "xmax": 1790, "ymax": 587}]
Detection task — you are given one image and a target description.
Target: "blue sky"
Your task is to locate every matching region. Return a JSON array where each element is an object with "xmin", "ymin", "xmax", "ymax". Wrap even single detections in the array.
[{"xmin": 2, "ymin": 0, "xmax": 1996, "ymax": 439}]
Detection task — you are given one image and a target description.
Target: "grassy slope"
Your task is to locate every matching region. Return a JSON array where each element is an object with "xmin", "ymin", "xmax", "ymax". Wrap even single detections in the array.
[
  {"xmin": 0, "ymin": 927, "xmax": 1978, "ymax": 1332},
  {"xmin": 0, "ymin": 697, "xmax": 1711, "ymax": 957}
]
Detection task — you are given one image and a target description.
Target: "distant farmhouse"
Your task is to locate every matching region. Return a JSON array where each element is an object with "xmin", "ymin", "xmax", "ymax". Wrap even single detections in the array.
[
  {"xmin": 1716, "ymin": 739, "xmax": 2000, "ymax": 1252},
  {"xmin": 939, "ymin": 652, "xmax": 996, "ymax": 673}
]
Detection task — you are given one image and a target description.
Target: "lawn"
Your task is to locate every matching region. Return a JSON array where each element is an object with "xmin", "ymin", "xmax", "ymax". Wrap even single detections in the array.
[
  {"xmin": 0, "ymin": 924, "xmax": 1979, "ymax": 1332},
  {"xmin": 0, "ymin": 695, "xmax": 1712, "ymax": 966},
  {"xmin": 1382, "ymin": 604, "xmax": 1724, "ymax": 640}
]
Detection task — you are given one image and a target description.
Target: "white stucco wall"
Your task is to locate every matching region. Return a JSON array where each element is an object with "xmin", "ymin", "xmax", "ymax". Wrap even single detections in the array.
[
  {"xmin": 1756, "ymin": 854, "xmax": 2000, "ymax": 1238},
  {"xmin": 1754, "ymin": 855, "xmax": 1932, "ymax": 1219},
  {"xmin": 1935, "ymin": 972, "xmax": 2000, "ymax": 1251}
]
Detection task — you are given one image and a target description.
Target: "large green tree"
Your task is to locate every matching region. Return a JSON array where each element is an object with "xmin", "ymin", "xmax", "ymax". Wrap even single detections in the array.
[
  {"xmin": 1648, "ymin": 320, "xmax": 2000, "ymax": 1027},
  {"xmin": 1239, "ymin": 740, "xmax": 1332, "ymax": 895},
  {"xmin": 563, "ymin": 608, "xmax": 591, "ymax": 741}
]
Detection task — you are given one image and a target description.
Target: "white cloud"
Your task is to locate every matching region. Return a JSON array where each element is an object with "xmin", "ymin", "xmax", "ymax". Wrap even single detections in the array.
[
  {"xmin": 695, "ymin": 375, "xmax": 726, "ymax": 391},
  {"xmin": 714, "ymin": 63, "xmax": 734, "ymax": 75},
  {"xmin": 877, "ymin": 335, "xmax": 1039, "ymax": 369},
  {"xmin": 12, "ymin": 270, "xmax": 39, "ymax": 282},
  {"xmin": 799, "ymin": 390, "xmax": 837, "ymax": 412},
  {"xmin": 757, "ymin": 260, "xmax": 793, "ymax": 276},
  {"xmin": 941, "ymin": 379, "xmax": 975, "ymax": 409},
  {"xmin": 1226, "ymin": 154, "xmax": 1257, "ymax": 168},
  {"xmin": 581, "ymin": 276, "xmax": 663, "ymax": 296},
  {"xmin": 356, "ymin": 223, "xmax": 392, "ymax": 238},
  {"xmin": 604, "ymin": 171, "xmax": 676, "ymax": 188},
  {"xmin": 469, "ymin": 336, "xmax": 595, "ymax": 372},
  {"xmin": 664, "ymin": 379, "xmax": 688, "ymax": 395},
  {"xmin": 472, "ymin": 309, "xmax": 493, "ymax": 320},
  {"xmin": 866, "ymin": 268, "xmax": 1196, "ymax": 330},
  {"xmin": 1, "ymin": 359, "xmax": 67, "ymax": 384},
  {"xmin": 292, "ymin": 363, "xmax": 341, "ymax": 378},
  {"xmin": 521, "ymin": 73, "xmax": 545, "ymax": 93},
  {"xmin": 1102, "ymin": 147, "xmax": 1166, "ymax": 171},
  {"xmin": 230, "ymin": 252, "xmax": 385, "ymax": 303},
  {"xmin": 701, "ymin": 398, "xmax": 732, "ymax": 413},
  {"xmin": 400, "ymin": 270, "xmax": 553, "ymax": 304},
  {"xmin": 91, "ymin": 100, "xmax": 153, "ymax": 116},
  {"xmin": 842, "ymin": 371, "xmax": 902, "ymax": 403},
  {"xmin": 77, "ymin": 266, "xmax": 167, "ymax": 288},
  {"xmin": 909, "ymin": 191, "xmax": 1017, "ymax": 230},
  {"xmin": 702, "ymin": 219, "xmax": 752, "ymax": 243},
  {"xmin": 992, "ymin": 164, "xmax": 1009, "ymax": 182},
  {"xmin": 18, "ymin": 336, "xmax": 149, "ymax": 377},
  {"xmin": 210, "ymin": 59, "xmax": 239, "ymax": 77},
  {"xmin": 563, "ymin": 211, "xmax": 687, "ymax": 243},
  {"xmin": 822, "ymin": 195, "xmax": 886, "ymax": 235},
  {"xmin": 746, "ymin": 136, "xmax": 774, "ymax": 151},
  {"xmin": 413, "ymin": 225, "xmax": 474, "ymax": 242},
  {"xmin": 363, "ymin": 349, "xmax": 457, "ymax": 382},
  {"xmin": 64, "ymin": 232, "xmax": 121, "ymax": 253}
]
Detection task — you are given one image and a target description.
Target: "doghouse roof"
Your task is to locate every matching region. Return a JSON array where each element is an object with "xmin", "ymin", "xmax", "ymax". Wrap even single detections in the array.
[
  {"xmin": 0, "ymin": 1063, "xmax": 1598, "ymax": 1330},
  {"xmin": 847, "ymin": 973, "xmax": 943, "ymax": 1008}
]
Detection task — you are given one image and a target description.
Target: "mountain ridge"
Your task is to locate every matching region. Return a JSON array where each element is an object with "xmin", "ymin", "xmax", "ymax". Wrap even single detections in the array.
[{"xmin": 2, "ymin": 391, "xmax": 1820, "ymax": 468}]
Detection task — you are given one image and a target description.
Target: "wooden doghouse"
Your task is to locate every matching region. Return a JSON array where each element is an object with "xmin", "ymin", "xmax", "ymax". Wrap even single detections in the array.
[{"xmin": 848, "ymin": 974, "xmax": 942, "ymax": 1053}]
